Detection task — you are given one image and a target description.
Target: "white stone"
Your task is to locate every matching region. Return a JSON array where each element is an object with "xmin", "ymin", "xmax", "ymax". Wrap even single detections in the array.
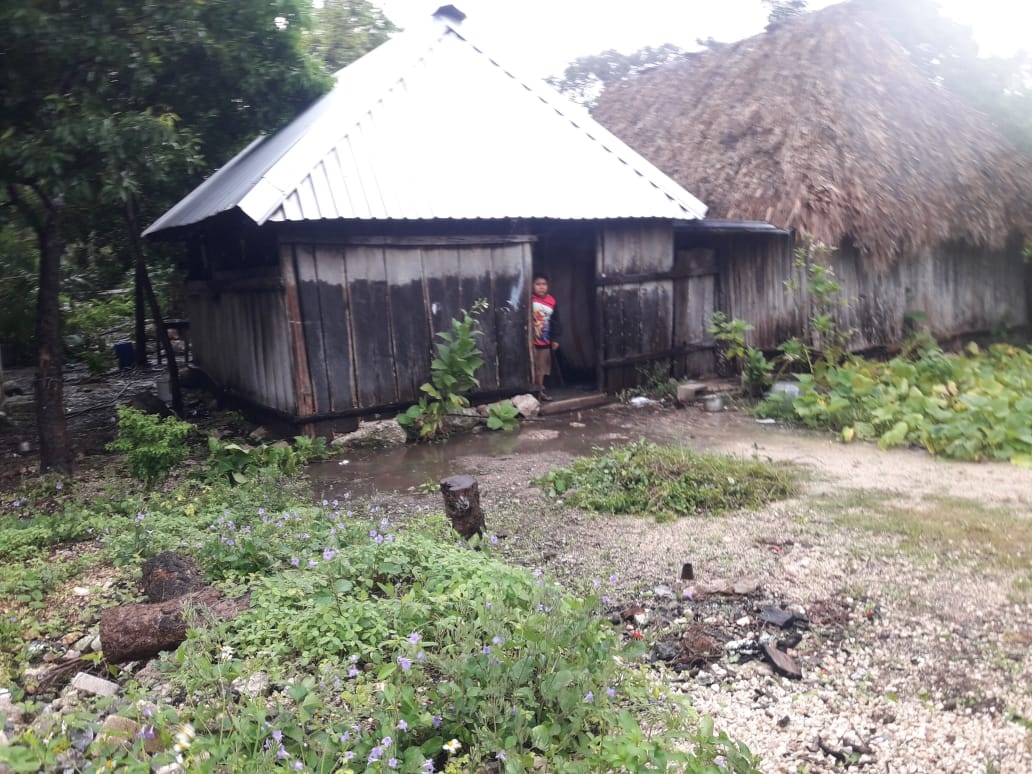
[{"xmin": 70, "ymin": 672, "xmax": 119, "ymax": 697}]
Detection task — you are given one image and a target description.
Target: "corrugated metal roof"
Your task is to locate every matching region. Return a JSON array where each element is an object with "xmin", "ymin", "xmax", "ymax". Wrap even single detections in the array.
[{"xmin": 144, "ymin": 9, "xmax": 706, "ymax": 238}]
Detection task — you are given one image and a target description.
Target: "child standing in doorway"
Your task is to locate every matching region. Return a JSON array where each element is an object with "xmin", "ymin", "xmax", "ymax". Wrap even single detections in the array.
[{"xmin": 531, "ymin": 273, "xmax": 560, "ymax": 401}]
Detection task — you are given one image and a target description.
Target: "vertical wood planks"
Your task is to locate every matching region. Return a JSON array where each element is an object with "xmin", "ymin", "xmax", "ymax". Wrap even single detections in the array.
[{"xmin": 346, "ymin": 245, "xmax": 396, "ymax": 407}]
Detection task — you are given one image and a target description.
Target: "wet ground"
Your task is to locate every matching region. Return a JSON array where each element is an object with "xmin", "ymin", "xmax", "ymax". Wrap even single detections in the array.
[{"xmin": 307, "ymin": 404, "xmax": 653, "ymax": 500}]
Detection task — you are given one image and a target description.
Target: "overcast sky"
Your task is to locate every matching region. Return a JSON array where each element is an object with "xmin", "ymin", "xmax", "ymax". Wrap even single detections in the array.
[{"xmin": 375, "ymin": 0, "xmax": 1031, "ymax": 79}]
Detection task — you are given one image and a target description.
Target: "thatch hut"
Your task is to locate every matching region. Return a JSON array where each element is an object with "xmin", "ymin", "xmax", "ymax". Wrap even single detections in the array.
[
  {"xmin": 593, "ymin": 0, "xmax": 1032, "ymax": 351},
  {"xmin": 145, "ymin": 6, "xmax": 708, "ymax": 434}
]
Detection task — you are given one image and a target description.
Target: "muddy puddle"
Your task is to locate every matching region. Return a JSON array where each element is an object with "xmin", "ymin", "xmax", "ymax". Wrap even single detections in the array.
[{"xmin": 306, "ymin": 404, "xmax": 681, "ymax": 501}]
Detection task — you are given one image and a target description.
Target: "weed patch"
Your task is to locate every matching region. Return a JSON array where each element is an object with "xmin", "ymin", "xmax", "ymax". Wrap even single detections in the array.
[{"xmin": 533, "ymin": 440, "xmax": 797, "ymax": 521}]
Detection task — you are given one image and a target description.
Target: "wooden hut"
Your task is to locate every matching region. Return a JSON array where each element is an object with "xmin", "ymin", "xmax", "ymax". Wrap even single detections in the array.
[
  {"xmin": 145, "ymin": 6, "xmax": 708, "ymax": 434},
  {"xmin": 593, "ymin": 0, "xmax": 1032, "ymax": 355}
]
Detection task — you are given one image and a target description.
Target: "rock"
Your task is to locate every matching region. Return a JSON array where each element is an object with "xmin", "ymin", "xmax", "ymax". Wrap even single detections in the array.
[
  {"xmin": 231, "ymin": 672, "xmax": 270, "ymax": 699},
  {"xmin": 248, "ymin": 426, "xmax": 270, "ymax": 441},
  {"xmin": 760, "ymin": 606, "xmax": 797, "ymax": 628},
  {"xmin": 733, "ymin": 578, "xmax": 762, "ymax": 595},
  {"xmin": 333, "ymin": 419, "xmax": 407, "ymax": 449},
  {"xmin": 762, "ymin": 642, "xmax": 803, "ymax": 679},
  {"xmin": 676, "ymin": 382, "xmax": 705, "ymax": 405},
  {"xmin": 0, "ymin": 688, "xmax": 23, "ymax": 726},
  {"xmin": 511, "ymin": 393, "xmax": 540, "ymax": 418},
  {"xmin": 128, "ymin": 390, "xmax": 173, "ymax": 417},
  {"xmin": 94, "ymin": 715, "xmax": 141, "ymax": 753},
  {"xmin": 70, "ymin": 672, "xmax": 120, "ymax": 697}
]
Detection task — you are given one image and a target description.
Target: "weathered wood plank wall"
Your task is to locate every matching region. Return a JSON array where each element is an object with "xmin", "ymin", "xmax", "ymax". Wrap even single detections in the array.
[
  {"xmin": 597, "ymin": 222, "xmax": 675, "ymax": 390},
  {"xmin": 708, "ymin": 233, "xmax": 1028, "ymax": 353},
  {"xmin": 185, "ymin": 275, "xmax": 296, "ymax": 414},
  {"xmin": 287, "ymin": 237, "xmax": 532, "ymax": 415}
]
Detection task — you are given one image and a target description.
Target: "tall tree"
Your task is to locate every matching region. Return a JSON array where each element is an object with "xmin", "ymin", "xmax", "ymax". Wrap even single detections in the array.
[
  {"xmin": 308, "ymin": 0, "xmax": 396, "ymax": 73},
  {"xmin": 0, "ymin": 0, "xmax": 331, "ymax": 473},
  {"xmin": 548, "ymin": 44, "xmax": 685, "ymax": 107},
  {"xmin": 868, "ymin": 0, "xmax": 1032, "ymax": 152}
]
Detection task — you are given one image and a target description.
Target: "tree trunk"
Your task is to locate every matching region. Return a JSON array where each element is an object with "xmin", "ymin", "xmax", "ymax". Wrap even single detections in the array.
[
  {"xmin": 99, "ymin": 587, "xmax": 251, "ymax": 663},
  {"xmin": 134, "ymin": 255, "xmax": 148, "ymax": 367},
  {"xmin": 34, "ymin": 195, "xmax": 72, "ymax": 475},
  {"xmin": 440, "ymin": 475, "xmax": 485, "ymax": 539},
  {"xmin": 125, "ymin": 198, "xmax": 182, "ymax": 415}
]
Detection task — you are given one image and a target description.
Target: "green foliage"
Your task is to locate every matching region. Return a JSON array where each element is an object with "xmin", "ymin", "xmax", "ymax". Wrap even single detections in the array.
[
  {"xmin": 1, "ymin": 481, "xmax": 760, "ymax": 773},
  {"xmin": 307, "ymin": 0, "xmax": 396, "ymax": 72},
  {"xmin": 533, "ymin": 440, "xmax": 797, "ymax": 521},
  {"xmin": 397, "ymin": 300, "xmax": 487, "ymax": 441},
  {"xmin": 63, "ymin": 290, "xmax": 133, "ymax": 374},
  {"xmin": 708, "ymin": 313, "xmax": 772, "ymax": 397},
  {"xmin": 486, "ymin": 401, "xmax": 520, "ymax": 431},
  {"xmin": 0, "ymin": 222, "xmax": 37, "ymax": 362},
  {"xmin": 106, "ymin": 406, "xmax": 194, "ymax": 487},
  {"xmin": 204, "ymin": 434, "xmax": 329, "ymax": 485},
  {"xmin": 782, "ymin": 238, "xmax": 856, "ymax": 374},
  {"xmin": 618, "ymin": 360, "xmax": 678, "ymax": 402},
  {"xmin": 761, "ymin": 340, "xmax": 1032, "ymax": 464}
]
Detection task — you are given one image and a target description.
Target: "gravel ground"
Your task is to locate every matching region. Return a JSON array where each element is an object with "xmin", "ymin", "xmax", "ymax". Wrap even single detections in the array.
[{"xmin": 360, "ymin": 401, "xmax": 1032, "ymax": 773}]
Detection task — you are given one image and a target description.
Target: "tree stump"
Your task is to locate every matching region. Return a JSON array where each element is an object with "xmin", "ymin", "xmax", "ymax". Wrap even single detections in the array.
[
  {"xmin": 141, "ymin": 551, "xmax": 205, "ymax": 602},
  {"xmin": 440, "ymin": 474, "xmax": 485, "ymax": 539},
  {"xmin": 99, "ymin": 587, "xmax": 251, "ymax": 664}
]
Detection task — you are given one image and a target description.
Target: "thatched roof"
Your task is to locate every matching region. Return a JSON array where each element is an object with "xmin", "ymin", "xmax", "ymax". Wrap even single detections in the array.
[{"xmin": 592, "ymin": 0, "xmax": 1032, "ymax": 260}]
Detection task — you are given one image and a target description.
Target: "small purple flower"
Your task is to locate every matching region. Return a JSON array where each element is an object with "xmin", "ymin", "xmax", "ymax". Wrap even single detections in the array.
[
  {"xmin": 272, "ymin": 729, "xmax": 283, "ymax": 743},
  {"xmin": 492, "ymin": 635, "xmax": 502, "ymax": 646},
  {"xmin": 408, "ymin": 632, "xmax": 421, "ymax": 645},
  {"xmin": 55, "ymin": 481, "xmax": 63, "ymax": 490},
  {"xmin": 292, "ymin": 761, "xmax": 304, "ymax": 772},
  {"xmin": 421, "ymin": 760, "xmax": 435, "ymax": 773},
  {"xmin": 258, "ymin": 507, "xmax": 265, "ymax": 516},
  {"xmin": 485, "ymin": 600, "xmax": 492, "ymax": 608},
  {"xmin": 397, "ymin": 656, "xmax": 412, "ymax": 671},
  {"xmin": 533, "ymin": 568, "xmax": 543, "ymax": 578},
  {"xmin": 307, "ymin": 559, "xmax": 318, "ymax": 568},
  {"xmin": 397, "ymin": 719, "xmax": 408, "ymax": 731},
  {"xmin": 348, "ymin": 666, "xmax": 360, "ymax": 678},
  {"xmin": 496, "ymin": 751, "xmax": 506, "ymax": 762},
  {"xmin": 489, "ymin": 535, "xmax": 499, "ymax": 545},
  {"xmin": 583, "ymin": 691, "xmax": 594, "ymax": 703},
  {"xmin": 606, "ymin": 686, "xmax": 616, "ymax": 698},
  {"xmin": 683, "ymin": 587, "xmax": 693, "ymax": 600},
  {"xmin": 339, "ymin": 732, "xmax": 350, "ymax": 744},
  {"xmin": 381, "ymin": 735, "xmax": 393, "ymax": 748},
  {"xmin": 368, "ymin": 745, "xmax": 383, "ymax": 763},
  {"xmin": 482, "ymin": 645, "xmax": 492, "ymax": 655},
  {"xmin": 416, "ymin": 650, "xmax": 426, "ymax": 662},
  {"xmin": 388, "ymin": 758, "xmax": 398, "ymax": 769},
  {"xmin": 592, "ymin": 578, "xmax": 602, "ymax": 588},
  {"xmin": 432, "ymin": 715, "xmax": 442, "ymax": 728},
  {"xmin": 322, "ymin": 548, "xmax": 335, "ymax": 561},
  {"xmin": 609, "ymin": 574, "xmax": 618, "ymax": 584},
  {"xmin": 277, "ymin": 744, "xmax": 289, "ymax": 759},
  {"xmin": 374, "ymin": 534, "xmax": 384, "ymax": 544}
]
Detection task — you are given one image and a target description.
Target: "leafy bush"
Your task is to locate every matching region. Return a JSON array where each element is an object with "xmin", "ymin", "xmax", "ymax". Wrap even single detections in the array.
[
  {"xmin": 486, "ymin": 400, "xmax": 520, "ymax": 431},
  {"xmin": 398, "ymin": 300, "xmax": 487, "ymax": 441},
  {"xmin": 106, "ymin": 406, "xmax": 194, "ymax": 487},
  {"xmin": 763, "ymin": 341, "xmax": 1032, "ymax": 464},
  {"xmin": 138, "ymin": 508, "xmax": 759, "ymax": 773},
  {"xmin": 533, "ymin": 440, "xmax": 797, "ymax": 521},
  {"xmin": 205, "ymin": 434, "xmax": 329, "ymax": 485}
]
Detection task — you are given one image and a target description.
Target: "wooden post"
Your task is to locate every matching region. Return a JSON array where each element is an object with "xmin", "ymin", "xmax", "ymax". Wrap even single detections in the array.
[{"xmin": 440, "ymin": 475, "xmax": 485, "ymax": 539}]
